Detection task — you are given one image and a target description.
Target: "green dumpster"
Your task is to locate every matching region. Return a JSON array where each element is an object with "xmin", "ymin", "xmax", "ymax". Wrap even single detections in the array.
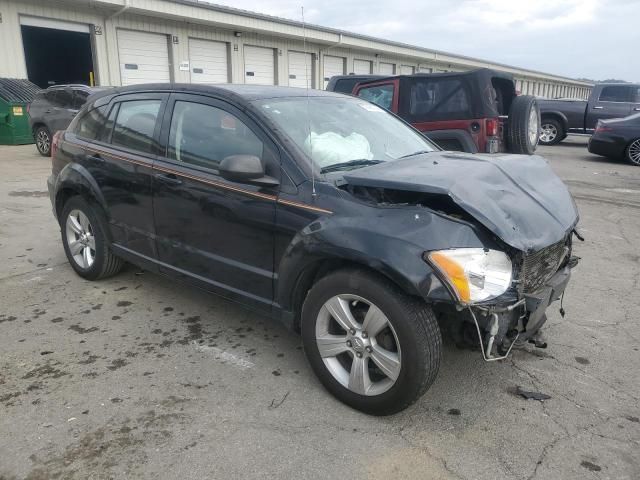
[{"xmin": 0, "ymin": 78, "xmax": 41, "ymax": 145}]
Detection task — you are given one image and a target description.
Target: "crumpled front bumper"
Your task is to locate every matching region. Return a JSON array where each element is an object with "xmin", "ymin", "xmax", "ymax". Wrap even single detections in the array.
[{"xmin": 468, "ymin": 260, "xmax": 576, "ymax": 359}]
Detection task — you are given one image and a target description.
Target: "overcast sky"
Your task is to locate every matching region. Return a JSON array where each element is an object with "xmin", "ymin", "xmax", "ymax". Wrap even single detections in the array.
[{"xmin": 206, "ymin": 0, "xmax": 639, "ymax": 82}]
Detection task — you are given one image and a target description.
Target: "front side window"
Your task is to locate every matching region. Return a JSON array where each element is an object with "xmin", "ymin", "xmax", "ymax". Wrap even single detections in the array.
[
  {"xmin": 168, "ymin": 101, "xmax": 263, "ymax": 170},
  {"xmin": 357, "ymin": 84, "xmax": 395, "ymax": 110},
  {"xmin": 72, "ymin": 90, "xmax": 89, "ymax": 110},
  {"xmin": 598, "ymin": 86, "xmax": 632, "ymax": 103},
  {"xmin": 255, "ymin": 96, "xmax": 437, "ymax": 171},
  {"xmin": 55, "ymin": 89, "xmax": 74, "ymax": 108},
  {"xmin": 111, "ymin": 100, "xmax": 161, "ymax": 154},
  {"xmin": 75, "ymin": 106, "xmax": 108, "ymax": 141}
]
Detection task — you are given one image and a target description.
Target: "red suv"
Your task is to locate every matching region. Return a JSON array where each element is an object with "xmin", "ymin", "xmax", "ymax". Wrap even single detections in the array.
[{"xmin": 338, "ymin": 69, "xmax": 540, "ymax": 155}]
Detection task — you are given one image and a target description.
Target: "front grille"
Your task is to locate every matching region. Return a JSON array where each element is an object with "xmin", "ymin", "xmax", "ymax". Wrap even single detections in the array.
[{"xmin": 519, "ymin": 240, "xmax": 569, "ymax": 293}]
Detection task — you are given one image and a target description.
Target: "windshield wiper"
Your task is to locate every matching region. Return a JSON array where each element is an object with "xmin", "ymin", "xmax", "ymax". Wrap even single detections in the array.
[
  {"xmin": 319, "ymin": 159, "xmax": 384, "ymax": 174},
  {"xmin": 398, "ymin": 150, "xmax": 433, "ymax": 159}
]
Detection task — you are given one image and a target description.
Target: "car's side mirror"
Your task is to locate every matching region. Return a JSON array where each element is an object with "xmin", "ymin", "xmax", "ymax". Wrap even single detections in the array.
[{"xmin": 219, "ymin": 155, "xmax": 279, "ymax": 187}]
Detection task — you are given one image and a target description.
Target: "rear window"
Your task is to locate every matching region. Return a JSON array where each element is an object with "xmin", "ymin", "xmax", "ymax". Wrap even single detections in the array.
[
  {"xmin": 75, "ymin": 106, "xmax": 109, "ymax": 141},
  {"xmin": 409, "ymin": 79, "xmax": 471, "ymax": 118},
  {"xmin": 598, "ymin": 86, "xmax": 632, "ymax": 103},
  {"xmin": 111, "ymin": 100, "xmax": 161, "ymax": 154}
]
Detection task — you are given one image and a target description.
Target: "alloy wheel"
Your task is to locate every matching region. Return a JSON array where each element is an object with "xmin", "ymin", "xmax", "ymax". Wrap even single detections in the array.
[
  {"xmin": 629, "ymin": 139, "xmax": 640, "ymax": 165},
  {"xmin": 315, "ymin": 294, "xmax": 401, "ymax": 396},
  {"xmin": 540, "ymin": 123, "xmax": 558, "ymax": 143},
  {"xmin": 36, "ymin": 129, "xmax": 50, "ymax": 154},
  {"xmin": 65, "ymin": 209, "xmax": 96, "ymax": 269}
]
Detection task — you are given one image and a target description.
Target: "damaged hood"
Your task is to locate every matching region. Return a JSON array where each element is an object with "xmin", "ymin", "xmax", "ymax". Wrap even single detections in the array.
[{"xmin": 342, "ymin": 152, "xmax": 579, "ymax": 252}]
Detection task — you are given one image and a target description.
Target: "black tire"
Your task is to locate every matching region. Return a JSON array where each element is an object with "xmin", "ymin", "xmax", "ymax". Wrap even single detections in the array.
[
  {"xmin": 301, "ymin": 269, "xmax": 442, "ymax": 415},
  {"xmin": 539, "ymin": 118, "xmax": 565, "ymax": 146},
  {"xmin": 60, "ymin": 196, "xmax": 123, "ymax": 280},
  {"xmin": 507, "ymin": 95, "xmax": 540, "ymax": 155},
  {"xmin": 625, "ymin": 139, "xmax": 640, "ymax": 166},
  {"xmin": 34, "ymin": 126, "xmax": 51, "ymax": 156}
]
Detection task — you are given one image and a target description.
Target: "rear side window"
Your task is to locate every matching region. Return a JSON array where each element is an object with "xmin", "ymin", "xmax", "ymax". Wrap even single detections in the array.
[
  {"xmin": 168, "ymin": 101, "xmax": 263, "ymax": 170},
  {"xmin": 410, "ymin": 79, "xmax": 470, "ymax": 117},
  {"xmin": 598, "ymin": 86, "xmax": 632, "ymax": 103},
  {"xmin": 44, "ymin": 91, "xmax": 59, "ymax": 105},
  {"xmin": 357, "ymin": 84, "xmax": 394, "ymax": 110},
  {"xmin": 75, "ymin": 106, "xmax": 109, "ymax": 141},
  {"xmin": 111, "ymin": 100, "xmax": 161, "ymax": 154}
]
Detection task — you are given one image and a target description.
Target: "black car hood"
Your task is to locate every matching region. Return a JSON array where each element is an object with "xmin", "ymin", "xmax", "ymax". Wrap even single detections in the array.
[{"xmin": 342, "ymin": 152, "xmax": 579, "ymax": 252}]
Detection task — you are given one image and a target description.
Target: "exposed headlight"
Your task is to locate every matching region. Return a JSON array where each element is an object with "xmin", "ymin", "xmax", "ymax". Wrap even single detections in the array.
[{"xmin": 426, "ymin": 248, "xmax": 512, "ymax": 304}]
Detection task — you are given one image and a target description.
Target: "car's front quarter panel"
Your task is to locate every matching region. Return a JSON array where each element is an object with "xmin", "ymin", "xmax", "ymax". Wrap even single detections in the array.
[{"xmin": 275, "ymin": 181, "xmax": 497, "ymax": 317}]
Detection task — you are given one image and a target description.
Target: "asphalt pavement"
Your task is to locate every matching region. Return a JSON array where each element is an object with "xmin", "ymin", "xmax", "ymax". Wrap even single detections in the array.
[{"xmin": 1, "ymin": 137, "xmax": 639, "ymax": 479}]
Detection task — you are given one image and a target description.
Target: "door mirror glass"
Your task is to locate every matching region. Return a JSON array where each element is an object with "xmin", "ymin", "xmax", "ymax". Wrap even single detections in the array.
[{"xmin": 219, "ymin": 155, "xmax": 279, "ymax": 187}]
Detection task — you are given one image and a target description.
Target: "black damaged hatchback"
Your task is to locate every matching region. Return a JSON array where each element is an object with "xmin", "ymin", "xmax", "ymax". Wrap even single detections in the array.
[{"xmin": 48, "ymin": 84, "xmax": 580, "ymax": 415}]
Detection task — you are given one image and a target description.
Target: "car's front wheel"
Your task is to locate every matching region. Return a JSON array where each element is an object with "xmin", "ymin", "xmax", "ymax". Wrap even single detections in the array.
[
  {"xmin": 35, "ymin": 126, "xmax": 51, "ymax": 156},
  {"xmin": 626, "ymin": 139, "xmax": 640, "ymax": 166},
  {"xmin": 60, "ymin": 196, "xmax": 124, "ymax": 280},
  {"xmin": 301, "ymin": 269, "xmax": 442, "ymax": 415}
]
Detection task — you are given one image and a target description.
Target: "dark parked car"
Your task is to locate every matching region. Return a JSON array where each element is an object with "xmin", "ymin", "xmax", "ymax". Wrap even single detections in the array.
[
  {"xmin": 327, "ymin": 69, "xmax": 541, "ymax": 155},
  {"xmin": 588, "ymin": 113, "xmax": 640, "ymax": 165},
  {"xmin": 325, "ymin": 75, "xmax": 383, "ymax": 94},
  {"xmin": 28, "ymin": 84, "xmax": 109, "ymax": 156},
  {"xmin": 47, "ymin": 84, "xmax": 579, "ymax": 415},
  {"xmin": 539, "ymin": 83, "xmax": 640, "ymax": 145}
]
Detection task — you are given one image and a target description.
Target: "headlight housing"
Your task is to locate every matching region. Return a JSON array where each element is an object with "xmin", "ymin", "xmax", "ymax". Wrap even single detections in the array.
[{"xmin": 426, "ymin": 248, "xmax": 512, "ymax": 304}]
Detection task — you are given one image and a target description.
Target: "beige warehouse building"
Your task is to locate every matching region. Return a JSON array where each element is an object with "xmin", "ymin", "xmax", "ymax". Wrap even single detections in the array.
[{"xmin": 0, "ymin": 0, "xmax": 593, "ymax": 99}]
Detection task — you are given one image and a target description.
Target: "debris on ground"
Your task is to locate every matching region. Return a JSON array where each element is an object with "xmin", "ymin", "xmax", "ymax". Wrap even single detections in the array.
[{"xmin": 515, "ymin": 386, "xmax": 552, "ymax": 401}]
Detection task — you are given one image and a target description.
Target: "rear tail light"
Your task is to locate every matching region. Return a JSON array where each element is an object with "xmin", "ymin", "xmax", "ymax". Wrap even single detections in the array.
[
  {"xmin": 26, "ymin": 103, "xmax": 30, "ymax": 115},
  {"xmin": 595, "ymin": 124, "xmax": 613, "ymax": 133},
  {"xmin": 486, "ymin": 118, "xmax": 499, "ymax": 136},
  {"xmin": 51, "ymin": 131, "xmax": 62, "ymax": 158}
]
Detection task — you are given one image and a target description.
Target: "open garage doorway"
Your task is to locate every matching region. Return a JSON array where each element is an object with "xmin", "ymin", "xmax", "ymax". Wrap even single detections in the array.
[{"xmin": 20, "ymin": 17, "xmax": 95, "ymax": 88}]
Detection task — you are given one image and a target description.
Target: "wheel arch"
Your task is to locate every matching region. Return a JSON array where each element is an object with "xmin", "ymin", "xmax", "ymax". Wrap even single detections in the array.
[
  {"xmin": 541, "ymin": 111, "xmax": 568, "ymax": 132},
  {"xmin": 54, "ymin": 163, "xmax": 109, "ymax": 226}
]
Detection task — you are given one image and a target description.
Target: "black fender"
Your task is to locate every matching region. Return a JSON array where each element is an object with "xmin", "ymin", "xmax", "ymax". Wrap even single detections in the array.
[
  {"xmin": 53, "ymin": 162, "xmax": 108, "ymax": 221},
  {"xmin": 540, "ymin": 110, "xmax": 569, "ymax": 133},
  {"xmin": 275, "ymin": 206, "xmax": 495, "ymax": 320}
]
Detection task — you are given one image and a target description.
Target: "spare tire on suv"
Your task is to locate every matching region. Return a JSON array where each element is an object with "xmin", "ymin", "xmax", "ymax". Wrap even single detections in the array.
[{"xmin": 507, "ymin": 95, "xmax": 540, "ymax": 155}]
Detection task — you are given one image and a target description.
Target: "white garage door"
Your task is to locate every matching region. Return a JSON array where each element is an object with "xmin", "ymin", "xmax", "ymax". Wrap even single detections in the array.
[
  {"xmin": 379, "ymin": 62, "xmax": 395, "ymax": 75},
  {"xmin": 189, "ymin": 38, "xmax": 228, "ymax": 84},
  {"xmin": 353, "ymin": 59, "xmax": 372, "ymax": 74},
  {"xmin": 288, "ymin": 51, "xmax": 313, "ymax": 88},
  {"xmin": 117, "ymin": 30, "xmax": 170, "ymax": 86},
  {"xmin": 323, "ymin": 55, "xmax": 344, "ymax": 88},
  {"xmin": 399, "ymin": 65, "xmax": 415, "ymax": 75},
  {"xmin": 244, "ymin": 45, "xmax": 275, "ymax": 85}
]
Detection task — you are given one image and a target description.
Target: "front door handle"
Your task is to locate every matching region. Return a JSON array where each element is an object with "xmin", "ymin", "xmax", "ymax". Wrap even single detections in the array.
[
  {"xmin": 593, "ymin": 106, "xmax": 604, "ymax": 110},
  {"xmin": 154, "ymin": 172, "xmax": 183, "ymax": 186},
  {"xmin": 87, "ymin": 154, "xmax": 104, "ymax": 163},
  {"xmin": 634, "ymin": 107, "xmax": 640, "ymax": 111}
]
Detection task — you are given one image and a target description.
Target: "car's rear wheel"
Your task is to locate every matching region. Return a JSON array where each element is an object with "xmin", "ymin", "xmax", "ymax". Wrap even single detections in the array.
[
  {"xmin": 626, "ymin": 139, "xmax": 640, "ymax": 166},
  {"xmin": 539, "ymin": 118, "xmax": 564, "ymax": 146},
  {"xmin": 301, "ymin": 269, "xmax": 441, "ymax": 415},
  {"xmin": 507, "ymin": 95, "xmax": 540, "ymax": 155},
  {"xmin": 35, "ymin": 126, "xmax": 51, "ymax": 156},
  {"xmin": 60, "ymin": 196, "xmax": 123, "ymax": 280}
]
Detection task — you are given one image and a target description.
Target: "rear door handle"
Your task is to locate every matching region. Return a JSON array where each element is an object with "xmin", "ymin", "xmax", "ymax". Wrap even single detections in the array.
[
  {"xmin": 154, "ymin": 172, "xmax": 183, "ymax": 186},
  {"xmin": 593, "ymin": 106, "xmax": 604, "ymax": 110},
  {"xmin": 634, "ymin": 107, "xmax": 640, "ymax": 111}
]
